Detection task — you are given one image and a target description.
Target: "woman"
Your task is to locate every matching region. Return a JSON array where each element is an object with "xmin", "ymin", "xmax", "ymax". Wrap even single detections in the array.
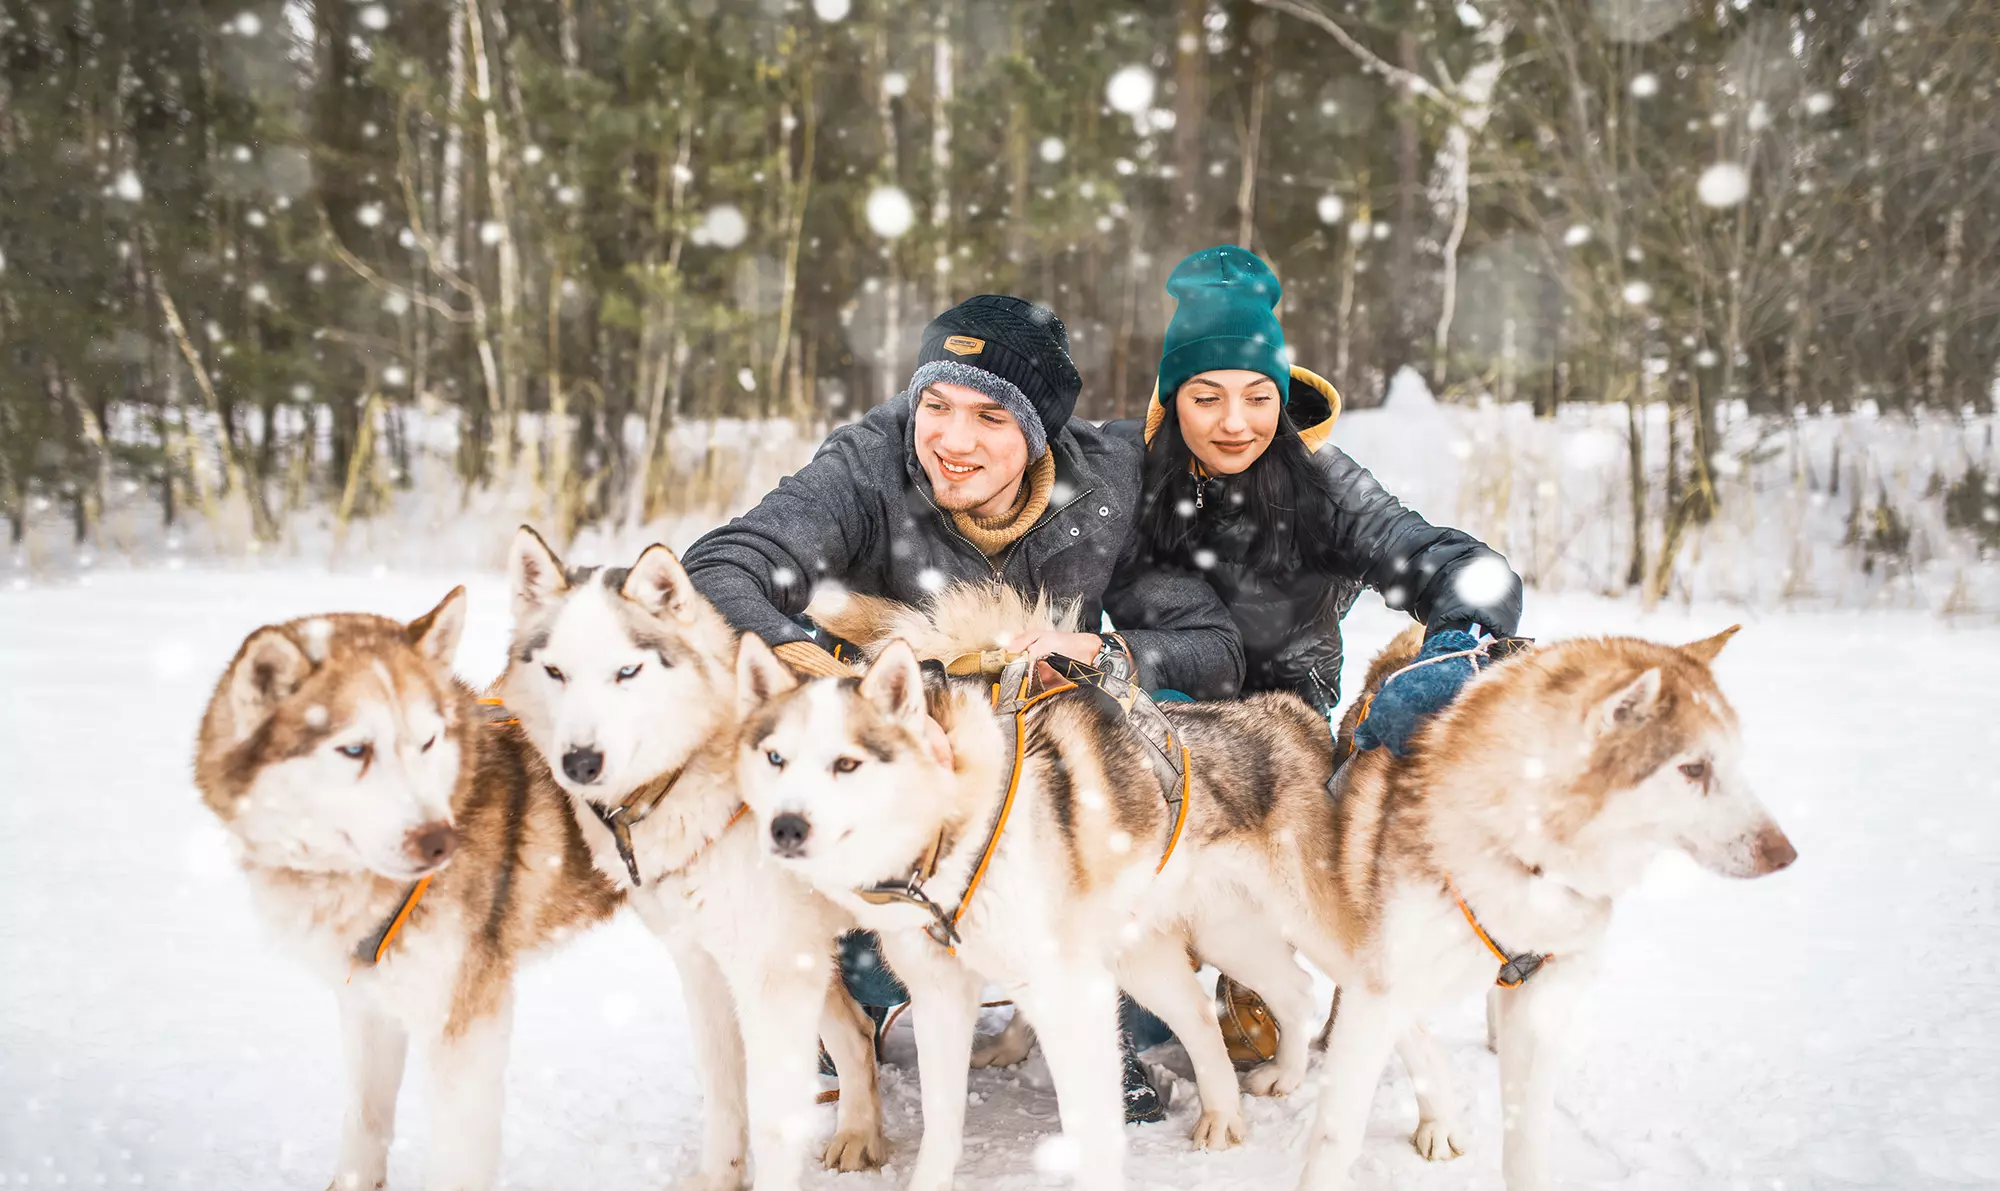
[
  {"xmin": 1133, "ymin": 244, "xmax": 1523, "ymax": 1063},
  {"xmin": 1137, "ymin": 244, "xmax": 1521, "ymax": 718}
]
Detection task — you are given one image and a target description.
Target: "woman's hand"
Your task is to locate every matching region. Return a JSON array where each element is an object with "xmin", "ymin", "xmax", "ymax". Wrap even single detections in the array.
[{"xmin": 1004, "ymin": 630, "xmax": 1104, "ymax": 664}]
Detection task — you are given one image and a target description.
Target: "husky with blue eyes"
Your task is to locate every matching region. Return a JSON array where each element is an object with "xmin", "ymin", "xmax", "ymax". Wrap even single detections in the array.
[
  {"xmin": 193, "ymin": 588, "xmax": 621, "ymax": 1191},
  {"xmin": 497, "ymin": 527, "xmax": 887, "ymax": 1191}
]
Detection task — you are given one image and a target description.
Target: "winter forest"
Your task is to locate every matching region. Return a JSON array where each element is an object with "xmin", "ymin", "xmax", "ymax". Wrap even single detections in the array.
[{"xmin": 3, "ymin": 0, "xmax": 1999, "ymax": 606}]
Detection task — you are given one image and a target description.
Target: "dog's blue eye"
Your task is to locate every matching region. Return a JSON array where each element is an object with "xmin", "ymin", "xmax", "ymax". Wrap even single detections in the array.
[
  {"xmin": 544, "ymin": 665, "xmax": 565, "ymax": 683},
  {"xmin": 616, "ymin": 664, "xmax": 642, "ymax": 682},
  {"xmin": 833, "ymin": 757, "xmax": 861, "ymax": 775},
  {"xmin": 766, "ymin": 750, "xmax": 785, "ymax": 769},
  {"xmin": 338, "ymin": 743, "xmax": 370, "ymax": 760}
]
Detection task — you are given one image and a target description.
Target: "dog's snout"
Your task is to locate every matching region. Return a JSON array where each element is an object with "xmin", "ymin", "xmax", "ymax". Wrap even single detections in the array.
[
  {"xmin": 562, "ymin": 747, "xmax": 605, "ymax": 785},
  {"xmin": 1753, "ymin": 824, "xmax": 1798, "ymax": 874},
  {"xmin": 405, "ymin": 821, "xmax": 457, "ymax": 869},
  {"xmin": 770, "ymin": 812, "xmax": 812, "ymax": 857}
]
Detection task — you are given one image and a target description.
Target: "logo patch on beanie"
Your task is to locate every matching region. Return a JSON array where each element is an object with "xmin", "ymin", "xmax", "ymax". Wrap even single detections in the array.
[{"xmin": 943, "ymin": 335, "xmax": 985, "ymax": 356}]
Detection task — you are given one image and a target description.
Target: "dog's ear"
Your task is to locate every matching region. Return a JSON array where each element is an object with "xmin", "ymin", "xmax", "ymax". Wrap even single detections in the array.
[
  {"xmin": 622, "ymin": 543, "xmax": 697, "ymax": 622},
  {"xmin": 407, "ymin": 586, "xmax": 468, "ymax": 667},
  {"xmin": 1680, "ymin": 625, "xmax": 1741, "ymax": 666},
  {"xmin": 509, "ymin": 525, "xmax": 568, "ymax": 623},
  {"xmin": 860, "ymin": 639, "xmax": 925, "ymax": 726},
  {"xmin": 1594, "ymin": 667, "xmax": 1662, "ymax": 734},
  {"xmin": 228, "ymin": 627, "xmax": 313, "ymax": 737},
  {"xmin": 737, "ymin": 634, "xmax": 798, "ymax": 714}
]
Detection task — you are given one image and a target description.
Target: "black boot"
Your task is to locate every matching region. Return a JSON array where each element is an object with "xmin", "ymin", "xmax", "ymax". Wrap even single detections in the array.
[{"xmin": 1121, "ymin": 1027, "xmax": 1166, "ymax": 1124}]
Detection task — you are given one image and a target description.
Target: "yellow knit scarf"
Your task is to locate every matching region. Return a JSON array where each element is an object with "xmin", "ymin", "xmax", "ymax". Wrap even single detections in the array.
[{"xmin": 951, "ymin": 453, "xmax": 1055, "ymax": 556}]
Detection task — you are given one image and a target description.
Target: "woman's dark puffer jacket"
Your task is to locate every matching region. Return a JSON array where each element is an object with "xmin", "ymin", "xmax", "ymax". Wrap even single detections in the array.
[{"xmin": 1169, "ymin": 367, "xmax": 1522, "ymax": 718}]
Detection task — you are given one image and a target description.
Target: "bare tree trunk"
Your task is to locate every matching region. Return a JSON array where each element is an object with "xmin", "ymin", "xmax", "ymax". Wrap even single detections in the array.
[
  {"xmin": 1235, "ymin": 40, "xmax": 1270, "ymax": 250},
  {"xmin": 1624, "ymin": 380, "xmax": 1646, "ymax": 590},
  {"xmin": 772, "ymin": 63, "xmax": 818, "ymax": 423},
  {"xmin": 466, "ymin": 0, "xmax": 521, "ymax": 479},
  {"xmin": 877, "ymin": 27, "xmax": 903, "ymax": 381},
  {"xmin": 157, "ymin": 276, "xmax": 275, "ymax": 540},
  {"xmin": 929, "ymin": 0, "xmax": 955, "ymax": 311}
]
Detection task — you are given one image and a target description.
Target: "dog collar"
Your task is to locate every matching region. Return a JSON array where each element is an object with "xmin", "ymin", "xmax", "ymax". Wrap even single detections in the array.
[{"xmin": 1445, "ymin": 875, "xmax": 1552, "ymax": 987}]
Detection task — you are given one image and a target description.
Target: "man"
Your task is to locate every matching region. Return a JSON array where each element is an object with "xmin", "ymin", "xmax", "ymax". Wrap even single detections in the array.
[{"xmin": 683, "ymin": 294, "xmax": 1244, "ymax": 1121}]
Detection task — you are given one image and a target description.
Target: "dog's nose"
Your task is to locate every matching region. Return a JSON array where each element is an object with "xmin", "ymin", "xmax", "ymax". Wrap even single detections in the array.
[
  {"xmin": 770, "ymin": 812, "xmax": 812, "ymax": 857},
  {"xmin": 562, "ymin": 747, "xmax": 604, "ymax": 785},
  {"xmin": 405, "ymin": 821, "xmax": 457, "ymax": 869},
  {"xmin": 1754, "ymin": 824, "xmax": 1798, "ymax": 874}
]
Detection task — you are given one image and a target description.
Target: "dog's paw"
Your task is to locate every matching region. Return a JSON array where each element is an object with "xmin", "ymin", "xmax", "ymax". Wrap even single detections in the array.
[
  {"xmin": 1242, "ymin": 1059, "xmax": 1304, "ymax": 1098},
  {"xmin": 970, "ymin": 1020, "xmax": 1035, "ymax": 1069},
  {"xmin": 821, "ymin": 1126, "xmax": 890, "ymax": 1172},
  {"xmin": 1410, "ymin": 1117, "xmax": 1466, "ymax": 1162},
  {"xmin": 325, "ymin": 1167, "xmax": 385, "ymax": 1191},
  {"xmin": 1189, "ymin": 1107, "xmax": 1247, "ymax": 1151}
]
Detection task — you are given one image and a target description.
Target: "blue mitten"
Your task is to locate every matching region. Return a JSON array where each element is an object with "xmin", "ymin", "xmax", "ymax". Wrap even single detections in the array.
[{"xmin": 1353, "ymin": 629, "xmax": 1483, "ymax": 758}]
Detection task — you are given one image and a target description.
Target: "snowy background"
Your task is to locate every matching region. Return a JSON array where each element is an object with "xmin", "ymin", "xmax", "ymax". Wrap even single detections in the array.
[{"xmin": 4, "ymin": 566, "xmax": 1997, "ymax": 1189}]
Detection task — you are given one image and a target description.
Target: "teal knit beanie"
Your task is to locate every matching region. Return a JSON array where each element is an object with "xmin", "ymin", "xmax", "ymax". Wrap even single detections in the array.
[{"xmin": 1158, "ymin": 245, "xmax": 1290, "ymax": 402}]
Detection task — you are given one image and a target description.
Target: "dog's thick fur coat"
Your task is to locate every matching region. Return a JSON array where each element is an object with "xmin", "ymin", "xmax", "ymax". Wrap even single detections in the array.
[
  {"xmin": 496, "ymin": 530, "xmax": 886, "ymax": 1191},
  {"xmin": 193, "ymin": 590, "xmax": 620, "ymax": 1191}
]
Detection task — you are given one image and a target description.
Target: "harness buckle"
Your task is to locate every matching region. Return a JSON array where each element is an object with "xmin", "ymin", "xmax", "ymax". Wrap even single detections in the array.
[
  {"xmin": 589, "ymin": 802, "xmax": 645, "ymax": 887},
  {"xmin": 854, "ymin": 880, "xmax": 961, "ymax": 948}
]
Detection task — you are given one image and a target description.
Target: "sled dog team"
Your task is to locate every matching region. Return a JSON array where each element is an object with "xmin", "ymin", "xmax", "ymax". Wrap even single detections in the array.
[{"xmin": 190, "ymin": 247, "xmax": 1798, "ymax": 1190}]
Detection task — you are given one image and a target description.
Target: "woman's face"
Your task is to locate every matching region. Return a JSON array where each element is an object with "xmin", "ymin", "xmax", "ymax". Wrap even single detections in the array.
[{"xmin": 1175, "ymin": 369, "xmax": 1283, "ymax": 475}]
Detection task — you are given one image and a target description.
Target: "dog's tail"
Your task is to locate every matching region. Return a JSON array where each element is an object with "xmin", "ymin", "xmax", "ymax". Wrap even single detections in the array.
[{"xmin": 804, "ymin": 581, "xmax": 1078, "ymax": 664}]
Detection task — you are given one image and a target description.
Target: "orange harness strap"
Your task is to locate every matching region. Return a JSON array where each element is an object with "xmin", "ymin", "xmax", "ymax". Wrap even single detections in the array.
[
  {"xmin": 1445, "ymin": 875, "xmax": 1551, "ymax": 988},
  {"xmin": 1155, "ymin": 745, "xmax": 1193, "ymax": 874}
]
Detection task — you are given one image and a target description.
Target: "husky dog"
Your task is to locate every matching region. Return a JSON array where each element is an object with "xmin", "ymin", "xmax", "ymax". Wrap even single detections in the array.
[
  {"xmin": 495, "ymin": 528, "xmax": 885, "ymax": 1191},
  {"xmin": 1294, "ymin": 625, "xmax": 1797, "ymax": 1189},
  {"xmin": 731, "ymin": 583, "xmax": 1437, "ymax": 1189},
  {"xmin": 192, "ymin": 589, "xmax": 620, "ymax": 1191}
]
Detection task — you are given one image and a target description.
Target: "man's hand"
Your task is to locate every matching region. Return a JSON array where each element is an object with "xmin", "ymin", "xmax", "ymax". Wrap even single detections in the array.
[{"xmin": 1005, "ymin": 630, "xmax": 1103, "ymax": 664}]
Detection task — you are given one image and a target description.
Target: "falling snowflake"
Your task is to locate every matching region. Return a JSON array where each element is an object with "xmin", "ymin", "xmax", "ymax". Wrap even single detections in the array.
[
  {"xmin": 245, "ymin": 209, "xmax": 267, "ymax": 228},
  {"xmin": 523, "ymin": 145, "xmax": 545, "ymax": 166},
  {"xmin": 916, "ymin": 568, "xmax": 946, "ymax": 593},
  {"xmin": 736, "ymin": 367, "xmax": 757, "ymax": 391},
  {"xmin": 1316, "ymin": 194, "xmax": 1345, "ymax": 224},
  {"xmin": 356, "ymin": 202, "xmax": 384, "ymax": 228},
  {"xmin": 865, "ymin": 186, "xmax": 916, "ymax": 239},
  {"xmin": 247, "ymin": 283, "xmax": 270, "ymax": 305},
  {"xmin": 700, "ymin": 205, "xmax": 748, "ymax": 249},
  {"xmin": 1039, "ymin": 137, "xmax": 1065, "ymax": 163},
  {"xmin": 1697, "ymin": 162, "xmax": 1750, "ymax": 208},
  {"xmin": 382, "ymin": 364, "xmax": 408, "ymax": 387},
  {"xmin": 359, "ymin": 4, "xmax": 389, "ymax": 31},
  {"xmin": 1805, "ymin": 91, "xmax": 1835, "ymax": 115},
  {"xmin": 812, "ymin": 0, "xmax": 850, "ymax": 19},
  {"xmin": 1106, "ymin": 65, "xmax": 1156, "ymax": 115},
  {"xmin": 1564, "ymin": 224, "xmax": 1592, "ymax": 246},
  {"xmin": 1630, "ymin": 73, "xmax": 1659, "ymax": 98},
  {"xmin": 231, "ymin": 11, "xmax": 262, "ymax": 36},
  {"xmin": 1456, "ymin": 2, "xmax": 1485, "ymax": 27},
  {"xmin": 479, "ymin": 220, "xmax": 505, "ymax": 246},
  {"xmin": 383, "ymin": 292, "xmax": 409, "ymax": 315},
  {"xmin": 1033, "ymin": 1136, "xmax": 1080, "ymax": 1176},
  {"xmin": 1622, "ymin": 280, "xmax": 1653, "ymax": 305},
  {"xmin": 113, "ymin": 169, "xmax": 143, "ymax": 202},
  {"xmin": 1695, "ymin": 349, "xmax": 1719, "ymax": 368},
  {"xmin": 883, "ymin": 71, "xmax": 909, "ymax": 98}
]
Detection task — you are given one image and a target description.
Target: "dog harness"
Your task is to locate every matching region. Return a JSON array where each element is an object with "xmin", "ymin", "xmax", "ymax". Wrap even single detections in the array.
[
  {"xmin": 854, "ymin": 653, "xmax": 1193, "ymax": 954},
  {"xmin": 1446, "ymin": 876, "xmax": 1552, "ymax": 987}
]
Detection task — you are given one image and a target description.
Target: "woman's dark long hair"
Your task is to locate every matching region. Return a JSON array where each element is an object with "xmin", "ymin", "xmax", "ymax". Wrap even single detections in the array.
[{"xmin": 1136, "ymin": 394, "xmax": 1344, "ymax": 576}]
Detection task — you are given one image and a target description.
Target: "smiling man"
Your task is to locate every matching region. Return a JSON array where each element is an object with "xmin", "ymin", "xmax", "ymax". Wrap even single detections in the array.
[{"xmin": 683, "ymin": 294, "xmax": 1242, "ymax": 700}]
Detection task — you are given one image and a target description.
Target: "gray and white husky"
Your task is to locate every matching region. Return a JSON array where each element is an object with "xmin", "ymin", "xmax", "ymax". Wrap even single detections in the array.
[{"xmin": 494, "ymin": 528, "xmax": 885, "ymax": 1191}]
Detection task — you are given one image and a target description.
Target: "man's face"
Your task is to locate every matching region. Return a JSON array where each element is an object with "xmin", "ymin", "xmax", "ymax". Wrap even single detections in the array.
[{"xmin": 913, "ymin": 382, "xmax": 1031, "ymax": 518}]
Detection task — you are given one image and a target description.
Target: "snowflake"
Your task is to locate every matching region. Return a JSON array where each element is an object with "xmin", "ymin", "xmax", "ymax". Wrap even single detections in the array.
[
  {"xmin": 113, "ymin": 169, "xmax": 143, "ymax": 202},
  {"xmin": 1622, "ymin": 280, "xmax": 1653, "ymax": 306},
  {"xmin": 1106, "ymin": 66, "xmax": 1156, "ymax": 115},
  {"xmin": 1564, "ymin": 224, "xmax": 1591, "ymax": 247},
  {"xmin": 1697, "ymin": 162, "xmax": 1750, "ymax": 208},
  {"xmin": 1039, "ymin": 137, "xmax": 1066, "ymax": 163},
  {"xmin": 1630, "ymin": 73, "xmax": 1659, "ymax": 98},
  {"xmin": 1452, "ymin": 556, "xmax": 1515, "ymax": 609},
  {"xmin": 812, "ymin": 0, "xmax": 850, "ymax": 19},
  {"xmin": 1316, "ymin": 194, "xmax": 1345, "ymax": 224},
  {"xmin": 865, "ymin": 187, "xmax": 915, "ymax": 239},
  {"xmin": 700, "ymin": 205, "xmax": 748, "ymax": 249},
  {"xmin": 359, "ymin": 4, "xmax": 388, "ymax": 31}
]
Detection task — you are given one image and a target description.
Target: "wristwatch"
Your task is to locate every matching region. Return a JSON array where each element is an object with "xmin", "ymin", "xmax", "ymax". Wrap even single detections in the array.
[{"xmin": 1092, "ymin": 633, "xmax": 1135, "ymax": 687}]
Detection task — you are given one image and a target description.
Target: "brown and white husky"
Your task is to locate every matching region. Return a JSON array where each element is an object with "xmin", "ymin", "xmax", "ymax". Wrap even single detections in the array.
[
  {"xmin": 192, "ymin": 588, "xmax": 620, "ymax": 1191},
  {"xmin": 495, "ymin": 529, "xmax": 886, "ymax": 1191}
]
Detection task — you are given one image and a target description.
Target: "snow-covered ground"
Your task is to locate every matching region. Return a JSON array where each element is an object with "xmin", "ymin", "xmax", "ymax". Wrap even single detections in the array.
[{"xmin": 3, "ymin": 569, "xmax": 1996, "ymax": 1189}]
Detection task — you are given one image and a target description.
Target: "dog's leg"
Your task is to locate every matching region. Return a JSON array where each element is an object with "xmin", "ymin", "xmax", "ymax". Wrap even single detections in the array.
[
  {"xmin": 422, "ymin": 994, "xmax": 513, "ymax": 1191},
  {"xmin": 1016, "ymin": 967, "xmax": 1126, "ymax": 1190},
  {"xmin": 728, "ymin": 952, "xmax": 827, "ymax": 1191},
  {"xmin": 1495, "ymin": 956, "xmax": 1592, "ymax": 1190},
  {"xmin": 1486, "ymin": 986, "xmax": 1501, "ymax": 1053},
  {"xmin": 1116, "ymin": 932, "xmax": 1245, "ymax": 1150},
  {"xmin": 1396, "ymin": 1023, "xmax": 1466, "ymax": 1161},
  {"xmin": 1295, "ymin": 986, "xmax": 1404, "ymax": 1191},
  {"xmin": 1190, "ymin": 917, "xmax": 1318, "ymax": 1099},
  {"xmin": 879, "ymin": 936, "xmax": 980, "ymax": 1191},
  {"xmin": 817, "ymin": 980, "xmax": 889, "ymax": 1172},
  {"xmin": 330, "ymin": 987, "xmax": 407, "ymax": 1191},
  {"xmin": 664, "ymin": 936, "xmax": 750, "ymax": 1191},
  {"xmin": 970, "ymin": 1005, "xmax": 1036, "ymax": 1068}
]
